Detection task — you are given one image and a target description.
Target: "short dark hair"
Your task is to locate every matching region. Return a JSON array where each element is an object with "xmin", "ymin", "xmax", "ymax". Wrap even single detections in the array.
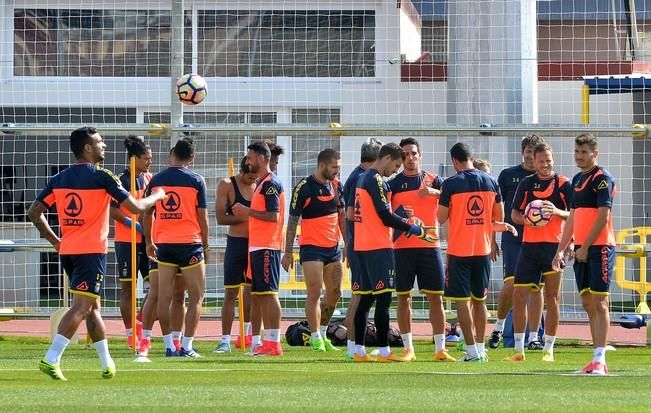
[
  {"xmin": 70, "ymin": 126, "xmax": 97, "ymax": 159},
  {"xmin": 248, "ymin": 141, "xmax": 271, "ymax": 159},
  {"xmin": 317, "ymin": 148, "xmax": 341, "ymax": 165},
  {"xmin": 399, "ymin": 137, "xmax": 420, "ymax": 153},
  {"xmin": 264, "ymin": 140, "xmax": 284, "ymax": 157},
  {"xmin": 173, "ymin": 137, "xmax": 195, "ymax": 161},
  {"xmin": 239, "ymin": 156, "xmax": 251, "ymax": 174},
  {"xmin": 450, "ymin": 142, "xmax": 472, "ymax": 163},
  {"xmin": 575, "ymin": 133, "xmax": 598, "ymax": 151},
  {"xmin": 379, "ymin": 143, "xmax": 404, "ymax": 161},
  {"xmin": 521, "ymin": 134, "xmax": 545, "ymax": 152},
  {"xmin": 360, "ymin": 138, "xmax": 382, "ymax": 163},
  {"xmin": 124, "ymin": 135, "xmax": 150, "ymax": 159},
  {"xmin": 533, "ymin": 142, "xmax": 553, "ymax": 156}
]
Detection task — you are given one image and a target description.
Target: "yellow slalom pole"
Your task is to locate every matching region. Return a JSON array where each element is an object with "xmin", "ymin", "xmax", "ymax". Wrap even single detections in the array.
[
  {"xmin": 581, "ymin": 84, "xmax": 590, "ymax": 125},
  {"xmin": 228, "ymin": 158, "xmax": 246, "ymax": 350},
  {"xmin": 130, "ymin": 155, "xmax": 138, "ymax": 354}
]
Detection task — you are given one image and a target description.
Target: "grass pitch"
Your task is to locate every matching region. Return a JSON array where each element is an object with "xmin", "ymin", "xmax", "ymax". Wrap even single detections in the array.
[{"xmin": 1, "ymin": 336, "xmax": 650, "ymax": 412}]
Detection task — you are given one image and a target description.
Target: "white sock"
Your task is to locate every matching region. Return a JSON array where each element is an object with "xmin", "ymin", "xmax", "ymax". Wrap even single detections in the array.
[
  {"xmin": 515, "ymin": 333, "xmax": 526, "ymax": 354},
  {"xmin": 45, "ymin": 334, "xmax": 70, "ymax": 365},
  {"xmin": 320, "ymin": 325, "xmax": 328, "ymax": 337},
  {"xmin": 528, "ymin": 331, "xmax": 539, "ymax": 344},
  {"xmin": 125, "ymin": 328, "xmax": 133, "ymax": 337},
  {"xmin": 434, "ymin": 334, "xmax": 445, "ymax": 352},
  {"xmin": 93, "ymin": 339, "xmax": 112, "ymax": 369},
  {"xmin": 347, "ymin": 340, "xmax": 355, "ymax": 356},
  {"xmin": 172, "ymin": 331, "xmax": 182, "ymax": 340},
  {"xmin": 142, "ymin": 329, "xmax": 152, "ymax": 340},
  {"xmin": 221, "ymin": 335, "xmax": 230, "ymax": 344},
  {"xmin": 355, "ymin": 344, "xmax": 366, "ymax": 356},
  {"xmin": 458, "ymin": 328, "xmax": 465, "ymax": 341},
  {"xmin": 181, "ymin": 336, "xmax": 194, "ymax": 351},
  {"xmin": 268, "ymin": 329, "xmax": 281, "ymax": 343},
  {"xmin": 252, "ymin": 335, "xmax": 262, "ymax": 348},
  {"xmin": 543, "ymin": 335, "xmax": 556, "ymax": 352},
  {"xmin": 311, "ymin": 331, "xmax": 322, "ymax": 341},
  {"xmin": 494, "ymin": 318, "xmax": 505, "ymax": 332},
  {"xmin": 477, "ymin": 342, "xmax": 485, "ymax": 355},
  {"xmin": 163, "ymin": 333, "xmax": 175, "ymax": 351},
  {"xmin": 378, "ymin": 346, "xmax": 391, "ymax": 357},
  {"xmin": 401, "ymin": 333, "xmax": 413, "ymax": 350},
  {"xmin": 466, "ymin": 344, "xmax": 479, "ymax": 358},
  {"xmin": 593, "ymin": 347, "xmax": 606, "ymax": 363},
  {"xmin": 244, "ymin": 322, "xmax": 252, "ymax": 336}
]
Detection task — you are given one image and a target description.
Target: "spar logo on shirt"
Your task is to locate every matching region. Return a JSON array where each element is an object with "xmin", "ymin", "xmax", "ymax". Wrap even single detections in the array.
[
  {"xmin": 465, "ymin": 195, "xmax": 485, "ymax": 225},
  {"xmin": 160, "ymin": 191, "xmax": 182, "ymax": 219},
  {"xmin": 63, "ymin": 192, "xmax": 84, "ymax": 226}
]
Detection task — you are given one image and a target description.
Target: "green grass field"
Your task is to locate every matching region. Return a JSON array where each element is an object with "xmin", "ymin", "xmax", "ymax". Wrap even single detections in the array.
[{"xmin": 1, "ymin": 336, "xmax": 650, "ymax": 412}]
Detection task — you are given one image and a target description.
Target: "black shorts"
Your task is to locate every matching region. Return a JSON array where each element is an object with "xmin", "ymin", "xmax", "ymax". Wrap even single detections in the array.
[
  {"xmin": 347, "ymin": 241, "xmax": 363, "ymax": 295},
  {"xmin": 501, "ymin": 241, "xmax": 521, "ymax": 282},
  {"xmin": 574, "ymin": 245, "xmax": 615, "ymax": 296},
  {"xmin": 514, "ymin": 242, "xmax": 561, "ymax": 290},
  {"xmin": 156, "ymin": 243, "xmax": 204, "ymax": 270},
  {"xmin": 250, "ymin": 249, "xmax": 281, "ymax": 295},
  {"xmin": 394, "ymin": 248, "xmax": 445, "ymax": 295},
  {"xmin": 444, "ymin": 254, "xmax": 491, "ymax": 301},
  {"xmin": 357, "ymin": 248, "xmax": 395, "ymax": 295},
  {"xmin": 224, "ymin": 236, "xmax": 250, "ymax": 288},
  {"xmin": 115, "ymin": 241, "xmax": 150, "ymax": 282},
  {"xmin": 61, "ymin": 253, "xmax": 107, "ymax": 299},
  {"xmin": 299, "ymin": 245, "xmax": 342, "ymax": 265}
]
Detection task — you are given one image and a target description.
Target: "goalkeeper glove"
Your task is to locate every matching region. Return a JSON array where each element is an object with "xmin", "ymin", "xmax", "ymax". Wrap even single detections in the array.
[
  {"xmin": 405, "ymin": 225, "xmax": 438, "ymax": 243},
  {"xmin": 124, "ymin": 217, "xmax": 145, "ymax": 235}
]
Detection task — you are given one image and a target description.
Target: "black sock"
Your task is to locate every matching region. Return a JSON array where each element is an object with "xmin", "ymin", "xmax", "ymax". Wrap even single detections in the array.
[
  {"xmin": 354, "ymin": 294, "xmax": 375, "ymax": 346},
  {"xmin": 374, "ymin": 292, "xmax": 392, "ymax": 347}
]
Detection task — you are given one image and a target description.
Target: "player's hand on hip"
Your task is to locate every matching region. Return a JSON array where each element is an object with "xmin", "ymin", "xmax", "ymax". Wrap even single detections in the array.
[
  {"xmin": 490, "ymin": 241, "xmax": 499, "ymax": 262},
  {"xmin": 231, "ymin": 202, "xmax": 250, "ymax": 217},
  {"xmin": 575, "ymin": 246, "xmax": 588, "ymax": 263},
  {"xmin": 281, "ymin": 252, "xmax": 294, "ymax": 271},
  {"xmin": 52, "ymin": 239, "xmax": 61, "ymax": 253}
]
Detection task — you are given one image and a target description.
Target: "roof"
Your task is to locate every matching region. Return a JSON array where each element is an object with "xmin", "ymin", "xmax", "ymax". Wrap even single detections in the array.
[{"xmin": 583, "ymin": 76, "xmax": 651, "ymax": 94}]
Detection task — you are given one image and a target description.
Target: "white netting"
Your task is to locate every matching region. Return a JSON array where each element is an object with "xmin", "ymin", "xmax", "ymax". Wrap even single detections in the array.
[{"xmin": 1, "ymin": 1, "xmax": 650, "ymax": 321}]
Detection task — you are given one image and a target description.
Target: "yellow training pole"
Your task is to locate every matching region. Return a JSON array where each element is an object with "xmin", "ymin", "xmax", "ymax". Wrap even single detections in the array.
[
  {"xmin": 581, "ymin": 84, "xmax": 590, "ymax": 125},
  {"xmin": 130, "ymin": 155, "xmax": 138, "ymax": 354},
  {"xmin": 228, "ymin": 158, "xmax": 246, "ymax": 350}
]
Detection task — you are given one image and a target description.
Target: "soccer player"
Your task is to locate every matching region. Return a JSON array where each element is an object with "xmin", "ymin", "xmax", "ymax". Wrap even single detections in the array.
[
  {"xmin": 245, "ymin": 140, "xmax": 285, "ymax": 352},
  {"xmin": 437, "ymin": 142, "xmax": 509, "ymax": 362},
  {"xmin": 282, "ymin": 148, "xmax": 345, "ymax": 352},
  {"xmin": 472, "ymin": 159, "xmax": 491, "ymax": 174},
  {"xmin": 389, "ymin": 138, "xmax": 455, "ymax": 362},
  {"xmin": 28, "ymin": 126, "xmax": 165, "ymax": 380},
  {"xmin": 352, "ymin": 143, "xmax": 433, "ymax": 362},
  {"xmin": 144, "ymin": 137, "xmax": 209, "ymax": 358},
  {"xmin": 110, "ymin": 135, "xmax": 152, "ymax": 349},
  {"xmin": 505, "ymin": 143, "xmax": 571, "ymax": 362},
  {"xmin": 490, "ymin": 135, "xmax": 546, "ymax": 350},
  {"xmin": 342, "ymin": 138, "xmax": 382, "ymax": 359},
  {"xmin": 213, "ymin": 157, "xmax": 257, "ymax": 353},
  {"xmin": 233, "ymin": 141, "xmax": 285, "ymax": 356},
  {"xmin": 552, "ymin": 134, "xmax": 617, "ymax": 375}
]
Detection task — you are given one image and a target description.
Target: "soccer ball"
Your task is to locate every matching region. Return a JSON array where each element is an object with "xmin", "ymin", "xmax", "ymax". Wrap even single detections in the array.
[
  {"xmin": 524, "ymin": 199, "xmax": 551, "ymax": 227},
  {"xmin": 176, "ymin": 73, "xmax": 207, "ymax": 105}
]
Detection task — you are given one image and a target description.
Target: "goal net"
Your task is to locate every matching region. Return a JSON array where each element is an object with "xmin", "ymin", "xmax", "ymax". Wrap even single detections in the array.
[{"xmin": 1, "ymin": 0, "xmax": 649, "ymax": 323}]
